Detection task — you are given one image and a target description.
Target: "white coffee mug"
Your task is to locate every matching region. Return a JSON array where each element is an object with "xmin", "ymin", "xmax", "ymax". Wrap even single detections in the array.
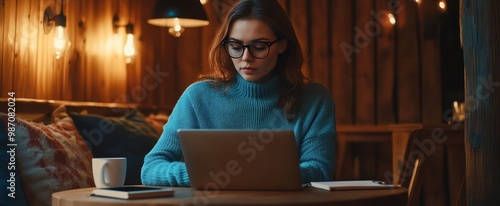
[{"xmin": 92, "ymin": 157, "xmax": 127, "ymax": 188}]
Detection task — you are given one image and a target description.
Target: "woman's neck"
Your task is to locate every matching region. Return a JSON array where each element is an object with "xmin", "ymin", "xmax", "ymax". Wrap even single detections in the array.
[{"xmin": 232, "ymin": 73, "xmax": 280, "ymax": 99}]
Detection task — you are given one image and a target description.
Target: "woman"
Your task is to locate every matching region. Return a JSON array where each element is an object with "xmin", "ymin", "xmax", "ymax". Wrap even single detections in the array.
[{"xmin": 141, "ymin": 0, "xmax": 335, "ymax": 187}]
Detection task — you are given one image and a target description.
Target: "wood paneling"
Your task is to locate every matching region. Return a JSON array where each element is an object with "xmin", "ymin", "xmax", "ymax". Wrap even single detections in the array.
[
  {"xmin": 310, "ymin": 0, "xmax": 330, "ymax": 88},
  {"xmin": 396, "ymin": 0, "xmax": 421, "ymax": 123},
  {"xmin": 376, "ymin": 0, "xmax": 396, "ymax": 124},
  {"xmin": 288, "ymin": 0, "xmax": 309, "ymax": 77},
  {"xmin": 419, "ymin": 0, "xmax": 442, "ymax": 124},
  {"xmin": 0, "ymin": 0, "xmax": 4, "ymax": 91},
  {"xmin": 1, "ymin": 0, "xmax": 16, "ymax": 95},
  {"xmin": 15, "ymin": 0, "xmax": 34, "ymax": 98},
  {"xmin": 331, "ymin": 0, "xmax": 355, "ymax": 124},
  {"xmin": 1, "ymin": 0, "xmax": 449, "ymax": 120},
  {"xmin": 354, "ymin": 0, "xmax": 376, "ymax": 124}
]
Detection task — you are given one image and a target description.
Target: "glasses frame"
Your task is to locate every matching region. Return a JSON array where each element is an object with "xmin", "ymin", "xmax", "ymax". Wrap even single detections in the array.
[{"xmin": 221, "ymin": 39, "xmax": 281, "ymax": 59}]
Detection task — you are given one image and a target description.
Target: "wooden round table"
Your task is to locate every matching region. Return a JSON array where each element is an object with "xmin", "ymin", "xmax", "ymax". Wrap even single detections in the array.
[{"xmin": 52, "ymin": 186, "xmax": 408, "ymax": 206}]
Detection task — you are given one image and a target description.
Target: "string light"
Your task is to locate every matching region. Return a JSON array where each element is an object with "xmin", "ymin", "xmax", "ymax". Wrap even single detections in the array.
[
  {"xmin": 388, "ymin": 13, "xmax": 396, "ymax": 25},
  {"xmin": 413, "ymin": 0, "xmax": 447, "ymax": 11},
  {"xmin": 439, "ymin": 1, "xmax": 446, "ymax": 10}
]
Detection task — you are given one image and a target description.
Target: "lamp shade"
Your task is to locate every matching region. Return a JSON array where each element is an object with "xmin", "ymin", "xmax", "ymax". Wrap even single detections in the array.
[{"xmin": 148, "ymin": 0, "xmax": 209, "ymax": 27}]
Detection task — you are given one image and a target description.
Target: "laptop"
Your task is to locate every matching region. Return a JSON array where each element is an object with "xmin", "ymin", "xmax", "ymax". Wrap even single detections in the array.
[{"xmin": 178, "ymin": 129, "xmax": 302, "ymax": 191}]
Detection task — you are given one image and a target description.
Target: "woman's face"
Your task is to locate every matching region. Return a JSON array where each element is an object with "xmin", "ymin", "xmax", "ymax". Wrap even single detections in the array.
[{"xmin": 227, "ymin": 19, "xmax": 286, "ymax": 82}]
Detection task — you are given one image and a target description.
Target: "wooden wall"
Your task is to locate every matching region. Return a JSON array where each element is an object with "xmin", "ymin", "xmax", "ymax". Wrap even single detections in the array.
[{"xmin": 1, "ymin": 0, "xmax": 450, "ymax": 123}]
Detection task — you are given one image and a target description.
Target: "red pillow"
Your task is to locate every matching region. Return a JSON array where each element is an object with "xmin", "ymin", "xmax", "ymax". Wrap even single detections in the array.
[{"xmin": 0, "ymin": 113, "xmax": 94, "ymax": 205}]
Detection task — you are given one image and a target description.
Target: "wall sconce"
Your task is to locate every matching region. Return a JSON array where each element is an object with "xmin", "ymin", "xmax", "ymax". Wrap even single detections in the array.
[
  {"xmin": 147, "ymin": 0, "xmax": 209, "ymax": 37},
  {"xmin": 113, "ymin": 15, "xmax": 136, "ymax": 64},
  {"xmin": 43, "ymin": 1, "xmax": 71, "ymax": 60}
]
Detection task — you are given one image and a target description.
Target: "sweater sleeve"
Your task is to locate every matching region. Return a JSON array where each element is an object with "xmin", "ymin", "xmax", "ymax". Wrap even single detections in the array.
[
  {"xmin": 297, "ymin": 83, "xmax": 336, "ymax": 183},
  {"xmin": 141, "ymin": 84, "xmax": 200, "ymax": 187}
]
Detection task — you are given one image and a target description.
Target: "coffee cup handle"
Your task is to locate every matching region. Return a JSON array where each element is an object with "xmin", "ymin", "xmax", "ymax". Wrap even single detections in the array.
[{"xmin": 101, "ymin": 162, "xmax": 109, "ymax": 186}]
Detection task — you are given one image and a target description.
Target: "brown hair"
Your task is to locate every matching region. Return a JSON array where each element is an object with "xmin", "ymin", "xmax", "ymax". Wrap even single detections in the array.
[{"xmin": 202, "ymin": 0, "xmax": 309, "ymax": 120}]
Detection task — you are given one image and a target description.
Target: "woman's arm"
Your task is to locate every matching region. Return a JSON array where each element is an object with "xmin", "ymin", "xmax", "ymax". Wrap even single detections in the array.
[
  {"xmin": 297, "ymin": 83, "xmax": 336, "ymax": 183},
  {"xmin": 141, "ymin": 85, "xmax": 201, "ymax": 187}
]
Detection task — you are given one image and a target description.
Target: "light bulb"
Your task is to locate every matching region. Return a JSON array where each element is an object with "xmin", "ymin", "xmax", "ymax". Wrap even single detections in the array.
[
  {"xmin": 168, "ymin": 18, "xmax": 185, "ymax": 37},
  {"xmin": 124, "ymin": 33, "xmax": 135, "ymax": 63},
  {"xmin": 54, "ymin": 26, "xmax": 69, "ymax": 59},
  {"xmin": 439, "ymin": 1, "xmax": 446, "ymax": 10},
  {"xmin": 388, "ymin": 13, "xmax": 396, "ymax": 25},
  {"xmin": 123, "ymin": 23, "xmax": 135, "ymax": 63},
  {"xmin": 169, "ymin": 25, "xmax": 185, "ymax": 37}
]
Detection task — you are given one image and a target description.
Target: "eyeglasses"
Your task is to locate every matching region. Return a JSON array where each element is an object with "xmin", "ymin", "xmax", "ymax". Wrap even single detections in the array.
[{"xmin": 221, "ymin": 39, "xmax": 281, "ymax": 59}]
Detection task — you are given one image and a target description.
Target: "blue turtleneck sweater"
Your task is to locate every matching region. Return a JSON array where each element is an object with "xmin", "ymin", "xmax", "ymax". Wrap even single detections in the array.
[{"xmin": 141, "ymin": 74, "xmax": 336, "ymax": 187}]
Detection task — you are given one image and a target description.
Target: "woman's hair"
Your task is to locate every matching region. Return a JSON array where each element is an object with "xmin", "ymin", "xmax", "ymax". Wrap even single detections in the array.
[{"xmin": 203, "ymin": 0, "xmax": 309, "ymax": 120}]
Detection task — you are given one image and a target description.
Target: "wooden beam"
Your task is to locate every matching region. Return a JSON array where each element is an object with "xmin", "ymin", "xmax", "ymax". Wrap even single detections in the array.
[{"xmin": 461, "ymin": 0, "xmax": 500, "ymax": 205}]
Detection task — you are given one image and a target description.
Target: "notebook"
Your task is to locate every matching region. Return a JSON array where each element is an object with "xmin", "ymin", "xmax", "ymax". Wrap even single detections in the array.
[
  {"xmin": 92, "ymin": 186, "xmax": 174, "ymax": 199},
  {"xmin": 178, "ymin": 129, "xmax": 302, "ymax": 191},
  {"xmin": 310, "ymin": 180, "xmax": 397, "ymax": 191}
]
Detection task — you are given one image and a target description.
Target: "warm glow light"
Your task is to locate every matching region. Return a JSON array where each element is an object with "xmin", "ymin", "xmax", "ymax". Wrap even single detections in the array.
[
  {"xmin": 168, "ymin": 18, "xmax": 185, "ymax": 37},
  {"xmin": 124, "ymin": 33, "xmax": 135, "ymax": 63},
  {"xmin": 54, "ymin": 26, "xmax": 70, "ymax": 60},
  {"xmin": 439, "ymin": 1, "xmax": 446, "ymax": 10},
  {"xmin": 113, "ymin": 33, "xmax": 122, "ymax": 56},
  {"xmin": 414, "ymin": 0, "xmax": 421, "ymax": 4},
  {"xmin": 200, "ymin": 0, "xmax": 207, "ymax": 4},
  {"xmin": 388, "ymin": 13, "xmax": 396, "ymax": 25}
]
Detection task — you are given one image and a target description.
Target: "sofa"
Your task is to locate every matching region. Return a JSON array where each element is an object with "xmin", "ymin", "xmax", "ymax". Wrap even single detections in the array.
[{"xmin": 0, "ymin": 98, "xmax": 168, "ymax": 206}]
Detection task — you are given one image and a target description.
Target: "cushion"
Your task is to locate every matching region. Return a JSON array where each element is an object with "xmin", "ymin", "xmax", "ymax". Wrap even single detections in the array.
[
  {"xmin": 0, "ymin": 113, "xmax": 94, "ymax": 206},
  {"xmin": 69, "ymin": 109, "xmax": 159, "ymax": 185},
  {"xmin": 144, "ymin": 113, "xmax": 169, "ymax": 136}
]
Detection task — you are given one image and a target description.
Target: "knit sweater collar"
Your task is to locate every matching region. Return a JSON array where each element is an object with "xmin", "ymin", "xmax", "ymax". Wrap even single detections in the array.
[{"xmin": 231, "ymin": 73, "xmax": 280, "ymax": 99}]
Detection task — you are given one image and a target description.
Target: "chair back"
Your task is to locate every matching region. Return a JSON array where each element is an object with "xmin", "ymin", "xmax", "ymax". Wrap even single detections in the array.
[{"xmin": 398, "ymin": 128, "xmax": 465, "ymax": 206}]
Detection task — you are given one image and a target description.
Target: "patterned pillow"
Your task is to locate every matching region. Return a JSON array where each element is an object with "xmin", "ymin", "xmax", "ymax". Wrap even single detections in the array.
[{"xmin": 0, "ymin": 113, "xmax": 94, "ymax": 206}]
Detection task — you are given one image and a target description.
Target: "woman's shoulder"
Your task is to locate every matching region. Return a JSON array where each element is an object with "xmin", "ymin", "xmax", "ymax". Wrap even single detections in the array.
[
  {"xmin": 302, "ymin": 82, "xmax": 334, "ymax": 105},
  {"xmin": 303, "ymin": 82, "xmax": 331, "ymax": 96},
  {"xmin": 184, "ymin": 80, "xmax": 217, "ymax": 94}
]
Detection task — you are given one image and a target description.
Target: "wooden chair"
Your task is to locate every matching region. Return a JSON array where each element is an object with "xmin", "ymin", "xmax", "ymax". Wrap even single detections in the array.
[
  {"xmin": 398, "ymin": 128, "xmax": 466, "ymax": 206},
  {"xmin": 334, "ymin": 125, "xmax": 392, "ymax": 180}
]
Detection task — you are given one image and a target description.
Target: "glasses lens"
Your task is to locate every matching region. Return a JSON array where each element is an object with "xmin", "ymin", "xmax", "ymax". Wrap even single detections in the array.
[
  {"xmin": 225, "ymin": 42, "xmax": 244, "ymax": 58},
  {"xmin": 250, "ymin": 43, "xmax": 270, "ymax": 59}
]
